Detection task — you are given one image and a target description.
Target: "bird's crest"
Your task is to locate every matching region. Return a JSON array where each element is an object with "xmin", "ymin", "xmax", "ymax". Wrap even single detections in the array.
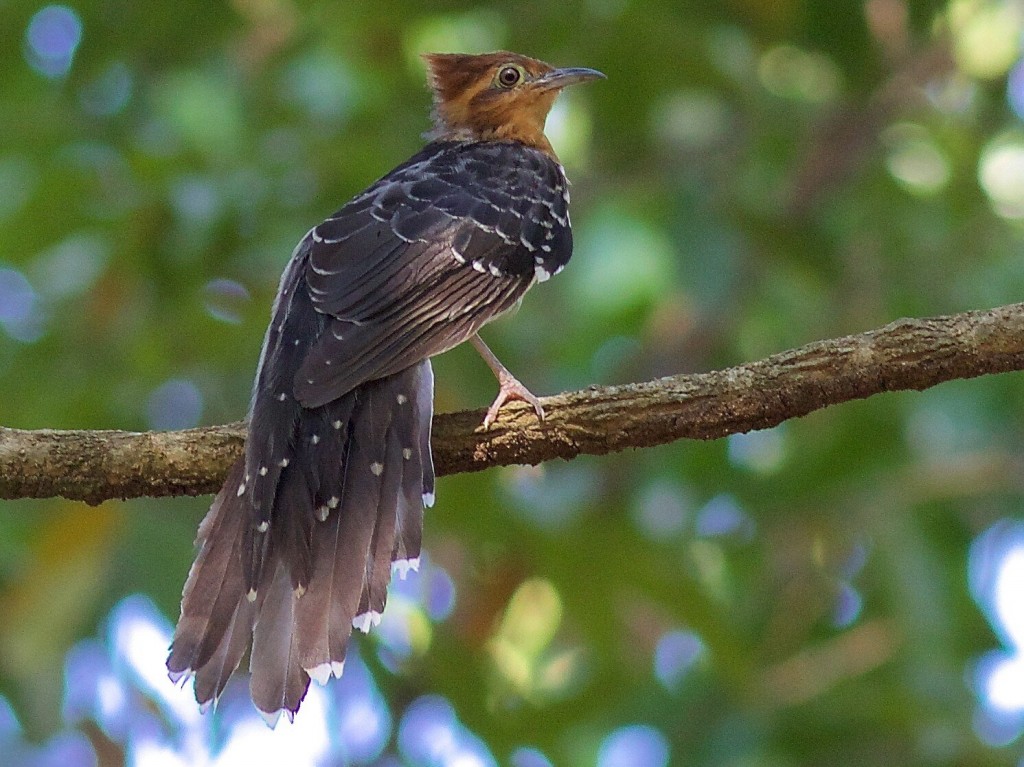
[{"xmin": 422, "ymin": 51, "xmax": 602, "ymax": 154}]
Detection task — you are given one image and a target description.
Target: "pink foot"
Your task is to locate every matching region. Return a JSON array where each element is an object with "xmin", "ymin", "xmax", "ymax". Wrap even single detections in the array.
[{"xmin": 483, "ymin": 374, "xmax": 545, "ymax": 429}]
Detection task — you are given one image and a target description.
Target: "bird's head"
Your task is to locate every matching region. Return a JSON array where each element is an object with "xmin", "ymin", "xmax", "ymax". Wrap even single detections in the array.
[{"xmin": 422, "ymin": 51, "xmax": 604, "ymax": 153}]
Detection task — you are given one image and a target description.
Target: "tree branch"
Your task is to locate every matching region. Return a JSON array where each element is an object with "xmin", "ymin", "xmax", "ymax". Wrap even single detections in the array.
[{"xmin": 3, "ymin": 303, "xmax": 1024, "ymax": 505}]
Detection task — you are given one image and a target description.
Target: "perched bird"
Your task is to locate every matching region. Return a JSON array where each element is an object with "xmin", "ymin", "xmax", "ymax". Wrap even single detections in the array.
[{"xmin": 166, "ymin": 51, "xmax": 604, "ymax": 725}]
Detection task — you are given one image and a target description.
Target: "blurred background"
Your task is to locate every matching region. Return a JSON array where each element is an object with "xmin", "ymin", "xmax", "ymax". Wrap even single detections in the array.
[{"xmin": 3, "ymin": 0, "xmax": 1024, "ymax": 765}]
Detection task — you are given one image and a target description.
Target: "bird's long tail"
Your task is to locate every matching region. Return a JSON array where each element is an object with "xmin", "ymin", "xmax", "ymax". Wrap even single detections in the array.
[{"xmin": 167, "ymin": 360, "xmax": 434, "ymax": 725}]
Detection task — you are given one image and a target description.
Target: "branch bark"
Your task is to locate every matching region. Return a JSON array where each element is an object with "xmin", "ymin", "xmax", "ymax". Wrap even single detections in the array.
[{"xmin": 3, "ymin": 303, "xmax": 1024, "ymax": 505}]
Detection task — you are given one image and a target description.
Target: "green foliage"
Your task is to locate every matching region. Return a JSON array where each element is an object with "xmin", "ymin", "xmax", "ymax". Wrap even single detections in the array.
[{"xmin": 2, "ymin": 0, "xmax": 1023, "ymax": 764}]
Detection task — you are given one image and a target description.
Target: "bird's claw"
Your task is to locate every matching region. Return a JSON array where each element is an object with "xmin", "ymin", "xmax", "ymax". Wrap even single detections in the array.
[{"xmin": 482, "ymin": 375, "xmax": 545, "ymax": 429}]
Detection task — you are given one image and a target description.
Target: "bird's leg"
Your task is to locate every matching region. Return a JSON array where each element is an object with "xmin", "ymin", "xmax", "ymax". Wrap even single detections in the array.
[{"xmin": 470, "ymin": 334, "xmax": 545, "ymax": 428}]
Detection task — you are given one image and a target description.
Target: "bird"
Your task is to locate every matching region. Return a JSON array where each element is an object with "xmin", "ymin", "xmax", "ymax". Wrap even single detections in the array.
[{"xmin": 166, "ymin": 51, "xmax": 604, "ymax": 725}]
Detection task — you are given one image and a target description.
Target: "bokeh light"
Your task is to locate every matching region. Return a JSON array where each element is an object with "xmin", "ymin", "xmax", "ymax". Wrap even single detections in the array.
[
  {"xmin": 398, "ymin": 696, "xmax": 496, "ymax": 767},
  {"xmin": 146, "ymin": 379, "xmax": 204, "ymax": 431},
  {"xmin": 654, "ymin": 629, "xmax": 704, "ymax": 690},
  {"xmin": 0, "ymin": 267, "xmax": 43, "ymax": 342},
  {"xmin": 79, "ymin": 61, "xmax": 133, "ymax": 116},
  {"xmin": 202, "ymin": 279, "xmax": 251, "ymax": 324},
  {"xmin": 978, "ymin": 134, "xmax": 1024, "ymax": 218},
  {"xmin": 757, "ymin": 45, "xmax": 841, "ymax": 103},
  {"xmin": 596, "ymin": 724, "xmax": 670, "ymax": 767},
  {"xmin": 727, "ymin": 426, "xmax": 787, "ymax": 474},
  {"xmin": 24, "ymin": 5, "xmax": 82, "ymax": 79},
  {"xmin": 652, "ymin": 90, "xmax": 730, "ymax": 151},
  {"xmin": 501, "ymin": 463, "xmax": 599, "ymax": 530},
  {"xmin": 510, "ymin": 746, "xmax": 554, "ymax": 767},
  {"xmin": 882, "ymin": 123, "xmax": 951, "ymax": 196},
  {"xmin": 632, "ymin": 478, "xmax": 690, "ymax": 541},
  {"xmin": 694, "ymin": 494, "xmax": 754, "ymax": 540},
  {"xmin": 969, "ymin": 520, "xmax": 1024, "ymax": 745},
  {"xmin": 949, "ymin": 0, "xmax": 1023, "ymax": 80}
]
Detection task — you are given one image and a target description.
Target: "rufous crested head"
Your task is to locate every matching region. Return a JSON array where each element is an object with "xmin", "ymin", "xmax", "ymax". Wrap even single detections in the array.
[{"xmin": 422, "ymin": 51, "xmax": 604, "ymax": 154}]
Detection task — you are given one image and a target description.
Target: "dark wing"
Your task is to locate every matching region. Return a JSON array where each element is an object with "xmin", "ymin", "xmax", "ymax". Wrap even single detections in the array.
[{"xmin": 293, "ymin": 140, "xmax": 572, "ymax": 408}]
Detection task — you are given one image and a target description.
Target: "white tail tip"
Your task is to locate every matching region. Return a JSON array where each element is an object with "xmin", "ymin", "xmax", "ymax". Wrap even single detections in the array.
[
  {"xmin": 167, "ymin": 668, "xmax": 192, "ymax": 686},
  {"xmin": 393, "ymin": 557, "xmax": 421, "ymax": 579},
  {"xmin": 258, "ymin": 707, "xmax": 283, "ymax": 729},
  {"xmin": 352, "ymin": 610, "xmax": 382, "ymax": 633},
  {"xmin": 305, "ymin": 663, "xmax": 332, "ymax": 686}
]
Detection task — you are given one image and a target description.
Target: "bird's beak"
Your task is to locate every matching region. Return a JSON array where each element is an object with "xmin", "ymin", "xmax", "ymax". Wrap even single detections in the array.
[{"xmin": 535, "ymin": 66, "xmax": 606, "ymax": 91}]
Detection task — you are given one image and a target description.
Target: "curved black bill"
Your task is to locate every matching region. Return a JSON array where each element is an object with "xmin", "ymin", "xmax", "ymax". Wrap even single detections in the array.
[{"xmin": 537, "ymin": 66, "xmax": 606, "ymax": 90}]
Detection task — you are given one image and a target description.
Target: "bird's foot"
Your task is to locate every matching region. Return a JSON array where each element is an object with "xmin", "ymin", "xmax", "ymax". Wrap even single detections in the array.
[{"xmin": 483, "ymin": 373, "xmax": 545, "ymax": 429}]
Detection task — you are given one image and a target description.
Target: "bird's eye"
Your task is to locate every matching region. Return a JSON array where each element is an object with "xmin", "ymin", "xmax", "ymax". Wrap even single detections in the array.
[{"xmin": 495, "ymin": 65, "xmax": 523, "ymax": 88}]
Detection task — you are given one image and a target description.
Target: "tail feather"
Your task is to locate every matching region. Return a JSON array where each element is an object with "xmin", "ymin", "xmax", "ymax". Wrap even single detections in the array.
[
  {"xmin": 169, "ymin": 360, "xmax": 435, "ymax": 723},
  {"xmin": 192, "ymin": 597, "xmax": 255, "ymax": 707},
  {"xmin": 416, "ymin": 361, "xmax": 436, "ymax": 504},
  {"xmin": 393, "ymin": 361, "xmax": 433, "ymax": 568},
  {"xmin": 168, "ymin": 459, "xmax": 248, "ymax": 679},
  {"xmin": 274, "ymin": 462, "xmax": 316, "ymax": 591},
  {"xmin": 313, "ymin": 396, "xmax": 356, "ymax": 515},
  {"xmin": 249, "ymin": 561, "xmax": 309, "ymax": 722},
  {"xmin": 292, "ymin": 395, "xmax": 384, "ymax": 677},
  {"xmin": 355, "ymin": 391, "xmax": 405, "ymax": 625}
]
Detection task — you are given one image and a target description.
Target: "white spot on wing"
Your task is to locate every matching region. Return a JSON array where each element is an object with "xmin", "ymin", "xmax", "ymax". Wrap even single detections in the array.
[
  {"xmin": 237, "ymin": 483, "xmax": 246, "ymax": 496},
  {"xmin": 472, "ymin": 260, "xmax": 486, "ymax": 273},
  {"xmin": 259, "ymin": 466, "xmax": 268, "ymax": 476},
  {"xmin": 315, "ymin": 505, "xmax": 329, "ymax": 522},
  {"xmin": 333, "ymin": 419, "xmax": 342, "ymax": 429},
  {"xmin": 246, "ymin": 588, "xmax": 258, "ymax": 603},
  {"xmin": 311, "ymin": 434, "xmax": 320, "ymax": 445},
  {"xmin": 402, "ymin": 447, "xmax": 412, "ymax": 460},
  {"xmin": 256, "ymin": 521, "xmax": 269, "ymax": 533},
  {"xmin": 397, "ymin": 394, "xmax": 408, "ymax": 404},
  {"xmin": 277, "ymin": 392, "xmax": 287, "ymax": 402},
  {"xmin": 423, "ymin": 492, "xmax": 436, "ymax": 508},
  {"xmin": 327, "ymin": 496, "xmax": 339, "ymax": 509},
  {"xmin": 331, "ymin": 660, "xmax": 345, "ymax": 679},
  {"xmin": 370, "ymin": 462, "xmax": 384, "ymax": 476},
  {"xmin": 279, "ymin": 458, "xmax": 290, "ymax": 468},
  {"xmin": 534, "ymin": 264, "xmax": 551, "ymax": 282}
]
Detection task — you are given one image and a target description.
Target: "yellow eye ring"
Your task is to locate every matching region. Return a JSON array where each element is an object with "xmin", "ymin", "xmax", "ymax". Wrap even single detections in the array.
[{"xmin": 495, "ymin": 64, "xmax": 525, "ymax": 88}]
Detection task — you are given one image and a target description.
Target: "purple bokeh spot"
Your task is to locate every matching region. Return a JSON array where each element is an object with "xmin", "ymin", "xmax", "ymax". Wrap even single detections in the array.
[
  {"xmin": 424, "ymin": 567, "xmax": 456, "ymax": 622},
  {"xmin": 511, "ymin": 746, "xmax": 554, "ymax": 767},
  {"xmin": 654, "ymin": 630, "xmax": 703, "ymax": 689},
  {"xmin": 597, "ymin": 724, "xmax": 670, "ymax": 767},
  {"xmin": 146, "ymin": 379, "xmax": 203, "ymax": 430},
  {"xmin": 25, "ymin": 5, "xmax": 82, "ymax": 78},
  {"xmin": 694, "ymin": 494, "xmax": 754, "ymax": 539},
  {"xmin": 1008, "ymin": 58, "xmax": 1024, "ymax": 122},
  {"xmin": 399, "ymin": 695, "xmax": 496, "ymax": 767},
  {"xmin": 832, "ymin": 583, "xmax": 863, "ymax": 628}
]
